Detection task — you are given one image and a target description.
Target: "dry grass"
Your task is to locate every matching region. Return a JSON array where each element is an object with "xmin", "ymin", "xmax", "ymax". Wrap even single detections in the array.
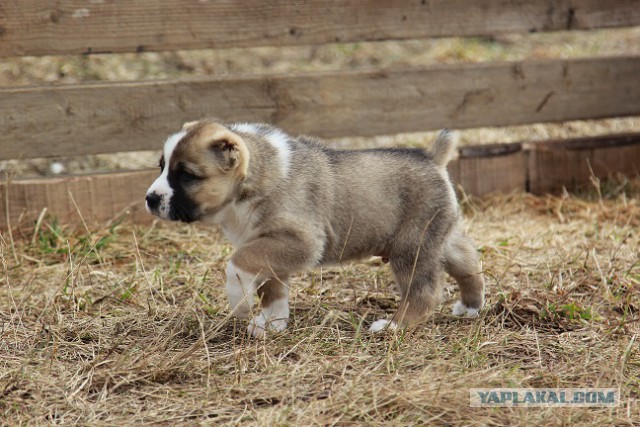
[{"xmin": 1, "ymin": 181, "xmax": 639, "ymax": 425}]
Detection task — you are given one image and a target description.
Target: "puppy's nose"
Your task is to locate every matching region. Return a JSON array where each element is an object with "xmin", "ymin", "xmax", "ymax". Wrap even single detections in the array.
[{"xmin": 146, "ymin": 192, "xmax": 161, "ymax": 210}]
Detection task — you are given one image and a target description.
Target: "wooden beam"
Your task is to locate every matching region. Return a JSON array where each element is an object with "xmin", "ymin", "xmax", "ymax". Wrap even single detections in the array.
[
  {"xmin": 449, "ymin": 143, "xmax": 526, "ymax": 196},
  {"xmin": 527, "ymin": 133, "xmax": 640, "ymax": 194},
  {"xmin": 1, "ymin": 0, "xmax": 639, "ymax": 57},
  {"xmin": 2, "ymin": 56, "xmax": 640, "ymax": 160},
  {"xmin": 2, "ymin": 135, "xmax": 639, "ymax": 231},
  {"xmin": 0, "ymin": 170, "xmax": 156, "ymax": 231}
]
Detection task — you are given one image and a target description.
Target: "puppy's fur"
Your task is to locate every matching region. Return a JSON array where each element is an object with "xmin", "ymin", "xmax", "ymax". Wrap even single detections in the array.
[{"xmin": 146, "ymin": 119, "xmax": 484, "ymax": 336}]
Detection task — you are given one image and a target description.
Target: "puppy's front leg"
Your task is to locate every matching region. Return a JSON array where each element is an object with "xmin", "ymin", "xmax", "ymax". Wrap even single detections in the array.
[
  {"xmin": 225, "ymin": 261, "xmax": 263, "ymax": 319},
  {"xmin": 230, "ymin": 234, "xmax": 314, "ymax": 337},
  {"xmin": 248, "ymin": 278, "xmax": 290, "ymax": 338}
]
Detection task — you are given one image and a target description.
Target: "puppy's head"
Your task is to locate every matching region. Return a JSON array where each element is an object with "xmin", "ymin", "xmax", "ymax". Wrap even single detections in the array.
[{"xmin": 145, "ymin": 120, "xmax": 250, "ymax": 222}]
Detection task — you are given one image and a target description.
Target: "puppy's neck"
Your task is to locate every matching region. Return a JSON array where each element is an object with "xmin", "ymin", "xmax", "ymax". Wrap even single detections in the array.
[
  {"xmin": 207, "ymin": 197, "xmax": 262, "ymax": 246},
  {"xmin": 234, "ymin": 135, "xmax": 286, "ymax": 202},
  {"xmin": 201, "ymin": 126, "xmax": 289, "ymax": 245}
]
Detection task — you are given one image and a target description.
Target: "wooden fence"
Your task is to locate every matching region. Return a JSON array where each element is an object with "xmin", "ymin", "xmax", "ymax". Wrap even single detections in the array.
[{"xmin": 1, "ymin": 1, "xmax": 640, "ymax": 230}]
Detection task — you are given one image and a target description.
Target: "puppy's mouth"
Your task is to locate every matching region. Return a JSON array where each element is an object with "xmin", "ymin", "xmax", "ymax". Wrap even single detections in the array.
[
  {"xmin": 168, "ymin": 208, "xmax": 198, "ymax": 223},
  {"xmin": 145, "ymin": 192, "xmax": 198, "ymax": 223},
  {"xmin": 146, "ymin": 205, "xmax": 199, "ymax": 223}
]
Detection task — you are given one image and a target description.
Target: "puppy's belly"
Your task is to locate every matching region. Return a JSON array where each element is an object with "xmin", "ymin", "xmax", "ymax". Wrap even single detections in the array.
[{"xmin": 316, "ymin": 232, "xmax": 391, "ymax": 266}]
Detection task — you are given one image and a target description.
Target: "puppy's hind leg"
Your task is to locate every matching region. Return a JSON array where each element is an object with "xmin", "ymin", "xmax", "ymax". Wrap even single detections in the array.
[
  {"xmin": 445, "ymin": 229, "xmax": 485, "ymax": 317},
  {"xmin": 369, "ymin": 244, "xmax": 444, "ymax": 332}
]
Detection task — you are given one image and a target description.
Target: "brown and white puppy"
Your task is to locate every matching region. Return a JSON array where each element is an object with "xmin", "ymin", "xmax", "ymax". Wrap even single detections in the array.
[{"xmin": 146, "ymin": 119, "xmax": 485, "ymax": 337}]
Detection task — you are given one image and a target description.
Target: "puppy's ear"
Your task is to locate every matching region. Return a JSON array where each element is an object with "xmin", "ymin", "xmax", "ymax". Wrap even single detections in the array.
[
  {"xmin": 209, "ymin": 136, "xmax": 249, "ymax": 179},
  {"xmin": 182, "ymin": 121, "xmax": 200, "ymax": 132}
]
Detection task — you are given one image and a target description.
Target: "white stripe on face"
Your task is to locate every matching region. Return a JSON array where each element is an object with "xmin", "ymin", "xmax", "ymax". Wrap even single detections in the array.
[{"xmin": 146, "ymin": 131, "xmax": 186, "ymax": 219}]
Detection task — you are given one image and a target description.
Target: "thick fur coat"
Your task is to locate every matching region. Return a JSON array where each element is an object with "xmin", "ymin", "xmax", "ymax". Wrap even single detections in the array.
[{"xmin": 146, "ymin": 120, "xmax": 485, "ymax": 336}]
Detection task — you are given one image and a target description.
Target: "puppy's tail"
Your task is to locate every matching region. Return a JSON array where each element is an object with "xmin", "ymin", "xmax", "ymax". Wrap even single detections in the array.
[{"xmin": 430, "ymin": 129, "xmax": 458, "ymax": 169}]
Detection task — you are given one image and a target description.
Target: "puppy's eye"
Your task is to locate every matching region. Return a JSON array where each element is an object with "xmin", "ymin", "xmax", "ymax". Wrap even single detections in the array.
[{"xmin": 179, "ymin": 170, "xmax": 201, "ymax": 183}]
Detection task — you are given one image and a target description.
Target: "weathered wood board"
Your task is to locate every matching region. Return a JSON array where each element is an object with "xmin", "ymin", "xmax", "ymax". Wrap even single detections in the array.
[
  {"xmin": 449, "ymin": 143, "xmax": 526, "ymax": 196},
  {"xmin": 2, "ymin": 56, "xmax": 640, "ymax": 161},
  {"xmin": 2, "ymin": 135, "xmax": 639, "ymax": 230},
  {"xmin": 2, "ymin": 0, "xmax": 639, "ymax": 57},
  {"xmin": 528, "ymin": 133, "xmax": 640, "ymax": 194},
  {"xmin": 1, "ymin": 170, "xmax": 156, "ymax": 232}
]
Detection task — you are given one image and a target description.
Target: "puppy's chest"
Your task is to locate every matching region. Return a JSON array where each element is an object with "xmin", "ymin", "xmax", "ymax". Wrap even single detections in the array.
[{"xmin": 214, "ymin": 202, "xmax": 260, "ymax": 246}]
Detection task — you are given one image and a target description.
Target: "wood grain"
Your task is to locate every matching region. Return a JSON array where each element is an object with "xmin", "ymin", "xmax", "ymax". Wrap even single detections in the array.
[
  {"xmin": 528, "ymin": 133, "xmax": 640, "ymax": 194},
  {"xmin": 0, "ymin": 170, "xmax": 156, "ymax": 231},
  {"xmin": 449, "ymin": 143, "xmax": 526, "ymax": 196},
  {"xmin": 2, "ymin": 56, "xmax": 639, "ymax": 160},
  {"xmin": 3, "ymin": 136, "xmax": 639, "ymax": 230},
  {"xmin": 1, "ymin": 0, "xmax": 639, "ymax": 57}
]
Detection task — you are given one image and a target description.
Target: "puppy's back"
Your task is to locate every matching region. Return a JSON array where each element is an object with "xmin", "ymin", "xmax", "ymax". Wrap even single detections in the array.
[{"xmin": 283, "ymin": 135, "xmax": 458, "ymax": 265}]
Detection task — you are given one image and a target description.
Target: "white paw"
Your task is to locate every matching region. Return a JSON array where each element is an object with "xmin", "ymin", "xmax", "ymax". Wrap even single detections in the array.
[
  {"xmin": 247, "ymin": 312, "xmax": 288, "ymax": 338},
  {"xmin": 452, "ymin": 301, "xmax": 480, "ymax": 318},
  {"xmin": 368, "ymin": 319, "xmax": 398, "ymax": 333}
]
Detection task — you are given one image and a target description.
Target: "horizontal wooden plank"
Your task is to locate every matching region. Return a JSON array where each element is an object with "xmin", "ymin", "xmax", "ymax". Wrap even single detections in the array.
[
  {"xmin": 3, "ymin": 135, "xmax": 639, "ymax": 230},
  {"xmin": 2, "ymin": 56, "xmax": 640, "ymax": 160},
  {"xmin": 458, "ymin": 142, "xmax": 523, "ymax": 159},
  {"xmin": 0, "ymin": 143, "xmax": 524, "ymax": 232},
  {"xmin": 1, "ymin": 170, "xmax": 156, "ymax": 231},
  {"xmin": 449, "ymin": 143, "xmax": 526, "ymax": 196},
  {"xmin": 1, "ymin": 0, "xmax": 640, "ymax": 57},
  {"xmin": 4, "ymin": 158, "xmax": 528, "ymax": 230},
  {"xmin": 450, "ymin": 155, "xmax": 528, "ymax": 197},
  {"xmin": 527, "ymin": 133, "xmax": 640, "ymax": 194}
]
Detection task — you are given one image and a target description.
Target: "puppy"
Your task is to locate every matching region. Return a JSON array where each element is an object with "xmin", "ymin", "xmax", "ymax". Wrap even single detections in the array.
[{"xmin": 146, "ymin": 119, "xmax": 484, "ymax": 337}]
